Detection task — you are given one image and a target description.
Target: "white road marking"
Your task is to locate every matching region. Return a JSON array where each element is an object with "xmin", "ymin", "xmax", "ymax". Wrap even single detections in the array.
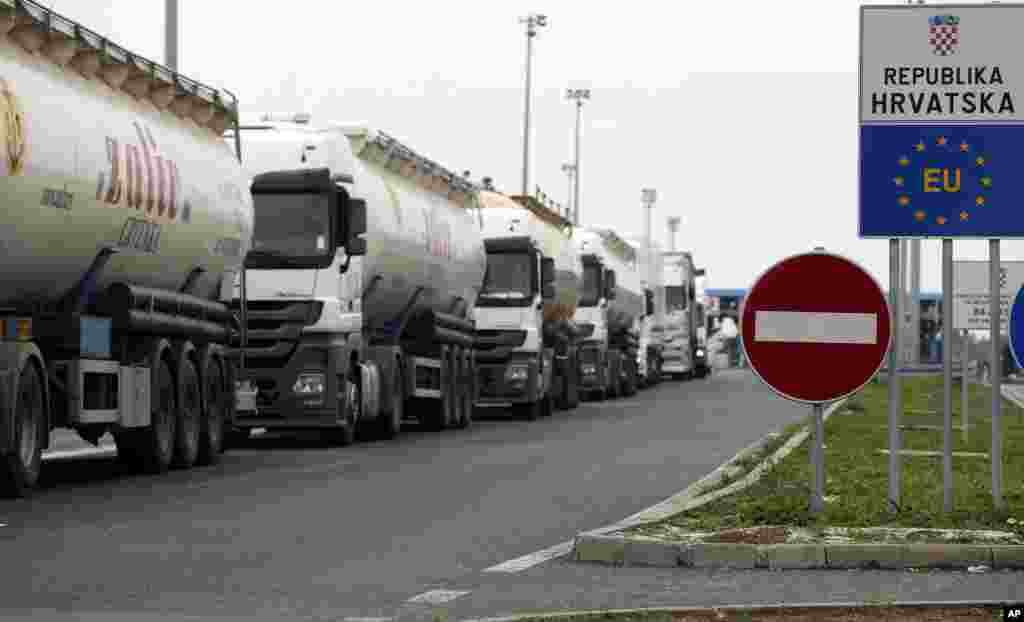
[
  {"xmin": 406, "ymin": 589, "xmax": 471, "ymax": 605},
  {"xmin": 482, "ymin": 540, "xmax": 574, "ymax": 573},
  {"xmin": 755, "ymin": 310, "xmax": 877, "ymax": 344},
  {"xmin": 342, "ymin": 618, "xmax": 394, "ymax": 622}
]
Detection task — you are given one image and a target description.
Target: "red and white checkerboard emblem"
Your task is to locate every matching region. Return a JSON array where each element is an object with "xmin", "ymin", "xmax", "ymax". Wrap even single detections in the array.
[{"xmin": 928, "ymin": 15, "xmax": 960, "ymax": 56}]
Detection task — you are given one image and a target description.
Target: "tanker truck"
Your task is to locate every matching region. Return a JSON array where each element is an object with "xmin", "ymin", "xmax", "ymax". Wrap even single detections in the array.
[
  {"xmin": 224, "ymin": 115, "xmax": 483, "ymax": 443},
  {"xmin": 474, "ymin": 190, "xmax": 582, "ymax": 419},
  {"xmin": 0, "ymin": 0, "xmax": 254, "ymax": 497},
  {"xmin": 573, "ymin": 229, "xmax": 645, "ymax": 400},
  {"xmin": 625, "ymin": 236, "xmax": 665, "ymax": 389},
  {"xmin": 662, "ymin": 251, "xmax": 709, "ymax": 380}
]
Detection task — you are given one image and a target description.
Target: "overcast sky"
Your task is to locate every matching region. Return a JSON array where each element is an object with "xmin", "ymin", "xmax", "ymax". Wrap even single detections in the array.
[{"xmin": 53, "ymin": 0, "xmax": 1020, "ymax": 293}]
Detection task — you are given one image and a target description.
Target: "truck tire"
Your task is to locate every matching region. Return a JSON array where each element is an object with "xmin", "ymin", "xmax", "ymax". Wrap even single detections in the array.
[
  {"xmin": 135, "ymin": 353, "xmax": 177, "ymax": 474},
  {"xmin": 0, "ymin": 359, "xmax": 45, "ymax": 498},
  {"xmin": 173, "ymin": 344, "xmax": 202, "ymax": 469},
  {"xmin": 457, "ymin": 351, "xmax": 473, "ymax": 429},
  {"xmin": 223, "ymin": 427, "xmax": 251, "ymax": 449},
  {"xmin": 567, "ymin": 350, "xmax": 580, "ymax": 410},
  {"xmin": 623, "ymin": 360, "xmax": 638, "ymax": 397},
  {"xmin": 196, "ymin": 347, "xmax": 226, "ymax": 466},
  {"xmin": 378, "ymin": 361, "xmax": 403, "ymax": 440},
  {"xmin": 327, "ymin": 378, "xmax": 357, "ymax": 447}
]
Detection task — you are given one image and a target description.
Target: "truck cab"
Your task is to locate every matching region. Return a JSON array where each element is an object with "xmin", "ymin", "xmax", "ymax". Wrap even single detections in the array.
[
  {"xmin": 574, "ymin": 253, "xmax": 616, "ymax": 399},
  {"xmin": 225, "ymin": 116, "xmax": 368, "ymax": 444},
  {"xmin": 474, "ymin": 235, "xmax": 557, "ymax": 418}
]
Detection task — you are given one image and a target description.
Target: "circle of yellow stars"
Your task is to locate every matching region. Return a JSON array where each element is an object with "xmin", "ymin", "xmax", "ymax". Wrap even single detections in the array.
[{"xmin": 894, "ymin": 136, "xmax": 992, "ymax": 225}]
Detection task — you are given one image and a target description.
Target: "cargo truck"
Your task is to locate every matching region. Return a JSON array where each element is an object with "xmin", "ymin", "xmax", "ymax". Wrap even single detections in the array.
[
  {"xmin": 661, "ymin": 251, "xmax": 709, "ymax": 380},
  {"xmin": 225, "ymin": 116, "xmax": 484, "ymax": 443},
  {"xmin": 0, "ymin": 0, "xmax": 253, "ymax": 496},
  {"xmin": 474, "ymin": 190, "xmax": 582, "ymax": 419},
  {"xmin": 573, "ymin": 229, "xmax": 644, "ymax": 400}
]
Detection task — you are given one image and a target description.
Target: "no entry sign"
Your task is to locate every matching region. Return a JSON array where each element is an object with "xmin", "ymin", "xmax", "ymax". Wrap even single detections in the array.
[{"xmin": 741, "ymin": 252, "xmax": 892, "ymax": 404}]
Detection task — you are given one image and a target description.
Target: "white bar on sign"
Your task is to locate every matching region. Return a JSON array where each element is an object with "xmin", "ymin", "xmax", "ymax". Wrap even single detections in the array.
[{"xmin": 755, "ymin": 311, "xmax": 877, "ymax": 345}]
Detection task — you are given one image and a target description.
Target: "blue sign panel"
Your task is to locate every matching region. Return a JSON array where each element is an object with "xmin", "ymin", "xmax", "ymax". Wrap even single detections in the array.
[
  {"xmin": 1010, "ymin": 283, "xmax": 1024, "ymax": 371},
  {"xmin": 859, "ymin": 125, "xmax": 1024, "ymax": 239}
]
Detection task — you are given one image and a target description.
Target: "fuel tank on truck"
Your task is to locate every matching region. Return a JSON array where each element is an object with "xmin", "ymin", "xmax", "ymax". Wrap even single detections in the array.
[
  {"xmin": 0, "ymin": 8, "xmax": 252, "ymax": 309},
  {"xmin": 337, "ymin": 126, "xmax": 487, "ymax": 336},
  {"xmin": 575, "ymin": 228, "xmax": 645, "ymax": 334},
  {"xmin": 477, "ymin": 190, "xmax": 581, "ymax": 323}
]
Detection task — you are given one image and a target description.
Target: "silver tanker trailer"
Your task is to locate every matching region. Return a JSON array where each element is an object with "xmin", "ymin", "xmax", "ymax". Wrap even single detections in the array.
[
  {"xmin": 0, "ymin": 0, "xmax": 254, "ymax": 496},
  {"xmin": 226, "ymin": 115, "xmax": 484, "ymax": 443}
]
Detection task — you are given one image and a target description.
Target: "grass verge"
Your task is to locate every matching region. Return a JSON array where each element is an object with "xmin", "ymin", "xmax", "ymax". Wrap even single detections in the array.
[
  {"xmin": 630, "ymin": 375, "xmax": 1024, "ymax": 537},
  {"xmin": 505, "ymin": 605, "xmax": 1005, "ymax": 621}
]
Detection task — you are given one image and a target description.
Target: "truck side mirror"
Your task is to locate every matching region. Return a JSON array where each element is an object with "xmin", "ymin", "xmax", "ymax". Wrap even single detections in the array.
[
  {"xmin": 645, "ymin": 290, "xmax": 654, "ymax": 316},
  {"xmin": 342, "ymin": 197, "xmax": 367, "ymax": 255},
  {"xmin": 542, "ymin": 283, "xmax": 556, "ymax": 300},
  {"xmin": 605, "ymin": 270, "xmax": 617, "ymax": 299},
  {"xmin": 541, "ymin": 257, "xmax": 555, "ymax": 286}
]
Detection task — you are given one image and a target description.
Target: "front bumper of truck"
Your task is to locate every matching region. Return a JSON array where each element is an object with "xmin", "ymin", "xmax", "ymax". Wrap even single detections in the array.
[{"xmin": 476, "ymin": 351, "xmax": 541, "ymax": 406}]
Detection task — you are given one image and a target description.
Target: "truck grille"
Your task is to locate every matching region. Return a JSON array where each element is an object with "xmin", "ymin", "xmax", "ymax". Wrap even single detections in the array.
[{"xmin": 230, "ymin": 300, "xmax": 323, "ymax": 369}]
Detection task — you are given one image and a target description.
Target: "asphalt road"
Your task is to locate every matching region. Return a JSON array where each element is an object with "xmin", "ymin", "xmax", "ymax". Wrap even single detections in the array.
[{"xmin": 0, "ymin": 369, "xmax": 814, "ymax": 620}]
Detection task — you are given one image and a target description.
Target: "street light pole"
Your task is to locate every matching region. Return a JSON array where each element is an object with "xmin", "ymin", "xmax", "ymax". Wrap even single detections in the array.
[
  {"xmin": 165, "ymin": 0, "xmax": 179, "ymax": 71},
  {"xmin": 667, "ymin": 216, "xmax": 681, "ymax": 253},
  {"xmin": 561, "ymin": 163, "xmax": 576, "ymax": 220},
  {"xmin": 642, "ymin": 188, "xmax": 657, "ymax": 289},
  {"xmin": 567, "ymin": 88, "xmax": 590, "ymax": 225},
  {"xmin": 520, "ymin": 13, "xmax": 547, "ymax": 197}
]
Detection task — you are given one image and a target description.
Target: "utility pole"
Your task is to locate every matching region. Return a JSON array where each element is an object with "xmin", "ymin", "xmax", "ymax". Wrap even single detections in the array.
[
  {"xmin": 642, "ymin": 188, "xmax": 657, "ymax": 289},
  {"xmin": 519, "ymin": 13, "xmax": 547, "ymax": 197},
  {"xmin": 567, "ymin": 88, "xmax": 590, "ymax": 225},
  {"xmin": 667, "ymin": 216, "xmax": 681, "ymax": 253},
  {"xmin": 165, "ymin": 0, "xmax": 179, "ymax": 71},
  {"xmin": 561, "ymin": 163, "xmax": 576, "ymax": 221}
]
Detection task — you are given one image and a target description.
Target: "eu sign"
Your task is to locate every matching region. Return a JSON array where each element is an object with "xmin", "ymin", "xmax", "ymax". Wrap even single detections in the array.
[{"xmin": 859, "ymin": 6, "xmax": 1024, "ymax": 239}]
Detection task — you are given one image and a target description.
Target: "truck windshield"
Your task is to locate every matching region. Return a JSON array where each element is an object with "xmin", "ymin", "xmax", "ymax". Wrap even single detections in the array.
[
  {"xmin": 580, "ymin": 264, "xmax": 602, "ymax": 307},
  {"xmin": 479, "ymin": 252, "xmax": 534, "ymax": 306},
  {"xmin": 666, "ymin": 285, "xmax": 687, "ymax": 311},
  {"xmin": 246, "ymin": 192, "xmax": 333, "ymax": 269}
]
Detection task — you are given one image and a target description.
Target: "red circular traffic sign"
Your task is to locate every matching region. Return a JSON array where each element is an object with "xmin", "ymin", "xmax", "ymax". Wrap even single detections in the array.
[{"xmin": 740, "ymin": 251, "xmax": 891, "ymax": 404}]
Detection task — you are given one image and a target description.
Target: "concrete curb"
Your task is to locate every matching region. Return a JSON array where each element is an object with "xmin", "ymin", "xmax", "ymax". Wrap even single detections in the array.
[
  {"xmin": 571, "ymin": 397, "xmax": 1024, "ymax": 570},
  {"xmin": 459, "ymin": 601, "xmax": 1013, "ymax": 622}
]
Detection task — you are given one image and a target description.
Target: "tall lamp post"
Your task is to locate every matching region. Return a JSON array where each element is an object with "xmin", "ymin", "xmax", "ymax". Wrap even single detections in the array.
[
  {"xmin": 561, "ymin": 163, "xmax": 576, "ymax": 221},
  {"xmin": 519, "ymin": 13, "xmax": 548, "ymax": 196},
  {"xmin": 667, "ymin": 216, "xmax": 681, "ymax": 253},
  {"xmin": 567, "ymin": 88, "xmax": 590, "ymax": 225},
  {"xmin": 642, "ymin": 188, "xmax": 657, "ymax": 289},
  {"xmin": 165, "ymin": 0, "xmax": 179, "ymax": 71}
]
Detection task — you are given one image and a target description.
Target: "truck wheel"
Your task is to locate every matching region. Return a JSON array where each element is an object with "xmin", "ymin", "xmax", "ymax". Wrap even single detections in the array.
[
  {"xmin": 136, "ymin": 355, "xmax": 177, "ymax": 474},
  {"xmin": 196, "ymin": 351, "xmax": 226, "ymax": 466},
  {"xmin": 623, "ymin": 361, "xmax": 637, "ymax": 397},
  {"xmin": 327, "ymin": 378, "xmax": 357, "ymax": 447},
  {"xmin": 0, "ymin": 359, "xmax": 45, "ymax": 498},
  {"xmin": 457, "ymin": 351, "xmax": 473, "ymax": 429},
  {"xmin": 378, "ymin": 362, "xmax": 403, "ymax": 439},
  {"xmin": 173, "ymin": 349, "xmax": 201, "ymax": 469},
  {"xmin": 567, "ymin": 351, "xmax": 580, "ymax": 410},
  {"xmin": 541, "ymin": 387, "xmax": 554, "ymax": 417},
  {"xmin": 223, "ymin": 427, "xmax": 251, "ymax": 449},
  {"xmin": 448, "ymin": 347, "xmax": 465, "ymax": 428}
]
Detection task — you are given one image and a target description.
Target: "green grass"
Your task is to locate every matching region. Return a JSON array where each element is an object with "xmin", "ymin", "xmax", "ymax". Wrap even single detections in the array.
[{"xmin": 633, "ymin": 375, "xmax": 1024, "ymax": 535}]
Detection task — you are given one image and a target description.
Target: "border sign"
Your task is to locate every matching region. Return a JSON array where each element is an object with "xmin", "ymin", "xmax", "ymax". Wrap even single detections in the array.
[
  {"xmin": 859, "ymin": 5, "xmax": 1024, "ymax": 239},
  {"xmin": 953, "ymin": 260, "xmax": 1024, "ymax": 331},
  {"xmin": 740, "ymin": 252, "xmax": 891, "ymax": 404}
]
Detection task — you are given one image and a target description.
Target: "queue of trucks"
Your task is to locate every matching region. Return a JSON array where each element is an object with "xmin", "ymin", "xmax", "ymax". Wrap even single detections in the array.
[{"xmin": 0, "ymin": 0, "xmax": 708, "ymax": 497}]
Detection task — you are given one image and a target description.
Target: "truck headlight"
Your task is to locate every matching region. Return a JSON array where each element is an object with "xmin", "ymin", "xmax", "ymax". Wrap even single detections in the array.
[
  {"xmin": 581, "ymin": 363, "xmax": 597, "ymax": 375},
  {"xmin": 505, "ymin": 364, "xmax": 529, "ymax": 382},
  {"xmin": 293, "ymin": 372, "xmax": 325, "ymax": 395},
  {"xmin": 696, "ymin": 349, "xmax": 705, "ymax": 358}
]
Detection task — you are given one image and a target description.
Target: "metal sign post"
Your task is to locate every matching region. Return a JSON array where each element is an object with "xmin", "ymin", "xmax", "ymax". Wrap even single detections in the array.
[
  {"xmin": 991, "ymin": 240, "xmax": 1004, "ymax": 510},
  {"xmin": 942, "ymin": 238, "xmax": 953, "ymax": 512},
  {"xmin": 811, "ymin": 402, "xmax": 826, "ymax": 513},
  {"xmin": 889, "ymin": 239, "xmax": 902, "ymax": 512},
  {"xmin": 962, "ymin": 328, "xmax": 970, "ymax": 442}
]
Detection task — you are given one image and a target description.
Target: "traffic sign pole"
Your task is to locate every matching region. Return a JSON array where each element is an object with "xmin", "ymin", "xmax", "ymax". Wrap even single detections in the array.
[
  {"xmin": 889, "ymin": 239, "xmax": 902, "ymax": 513},
  {"xmin": 810, "ymin": 402, "xmax": 825, "ymax": 513},
  {"xmin": 962, "ymin": 329, "xmax": 970, "ymax": 442},
  {"xmin": 943, "ymin": 238, "xmax": 953, "ymax": 513},
  {"xmin": 991, "ymin": 240, "xmax": 1004, "ymax": 510}
]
